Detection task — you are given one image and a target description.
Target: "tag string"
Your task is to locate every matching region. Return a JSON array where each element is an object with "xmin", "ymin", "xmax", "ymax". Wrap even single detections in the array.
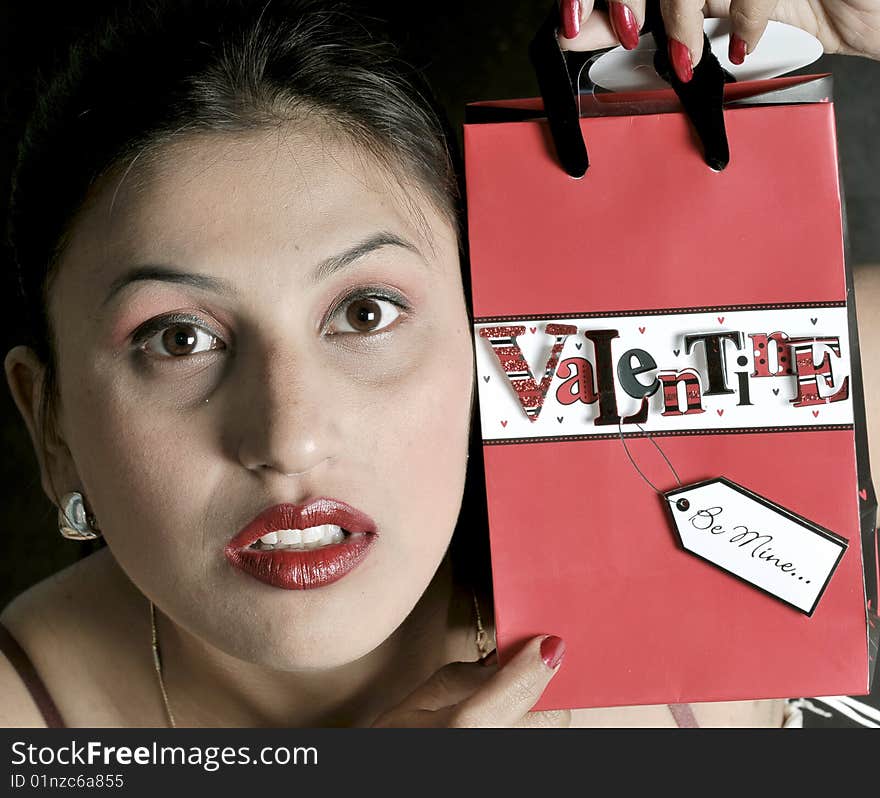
[{"xmin": 617, "ymin": 420, "xmax": 683, "ymax": 495}]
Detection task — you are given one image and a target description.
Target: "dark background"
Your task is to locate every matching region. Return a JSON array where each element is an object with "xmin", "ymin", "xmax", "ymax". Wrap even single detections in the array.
[{"xmin": 1, "ymin": 0, "xmax": 878, "ymax": 607}]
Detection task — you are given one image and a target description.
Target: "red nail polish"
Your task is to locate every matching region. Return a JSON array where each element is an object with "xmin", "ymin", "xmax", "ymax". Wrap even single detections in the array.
[
  {"xmin": 540, "ymin": 635, "xmax": 566, "ymax": 670},
  {"xmin": 560, "ymin": 0, "xmax": 580, "ymax": 40},
  {"xmin": 669, "ymin": 38, "xmax": 693, "ymax": 83},
  {"xmin": 609, "ymin": 2, "xmax": 640, "ymax": 50},
  {"xmin": 729, "ymin": 33, "xmax": 747, "ymax": 65}
]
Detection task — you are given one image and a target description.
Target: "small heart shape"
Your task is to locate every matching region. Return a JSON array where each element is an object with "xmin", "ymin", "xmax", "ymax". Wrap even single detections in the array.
[
  {"xmin": 717, "ymin": 316, "xmax": 725, "ymax": 324},
  {"xmin": 716, "ymin": 409, "xmax": 724, "ymax": 416},
  {"xmin": 811, "ymin": 317, "xmax": 818, "ymax": 325},
  {"xmin": 812, "ymin": 410, "xmax": 820, "ymax": 418},
  {"xmin": 575, "ymin": 342, "xmax": 582, "ymax": 350},
  {"xmin": 557, "ymin": 416, "xmax": 564, "ymax": 424},
  {"xmin": 673, "ymin": 349, "xmax": 680, "ymax": 357},
  {"xmin": 500, "ymin": 420, "xmax": 508, "ymax": 428},
  {"xmin": 482, "ymin": 375, "xmax": 490, "ymax": 383},
  {"xmin": 638, "ymin": 326, "xmax": 646, "ymax": 334},
  {"xmin": 860, "ymin": 488, "xmax": 868, "ymax": 501},
  {"xmin": 529, "ymin": 327, "xmax": 537, "ymax": 334},
  {"xmin": 772, "ymin": 388, "xmax": 780, "ymax": 396}
]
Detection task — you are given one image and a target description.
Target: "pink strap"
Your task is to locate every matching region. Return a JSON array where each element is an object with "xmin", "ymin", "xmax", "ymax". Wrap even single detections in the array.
[{"xmin": 668, "ymin": 703, "xmax": 700, "ymax": 728}]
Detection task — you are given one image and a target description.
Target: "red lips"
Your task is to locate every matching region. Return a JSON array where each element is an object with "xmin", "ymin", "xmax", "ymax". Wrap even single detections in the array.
[{"xmin": 224, "ymin": 498, "xmax": 377, "ymax": 590}]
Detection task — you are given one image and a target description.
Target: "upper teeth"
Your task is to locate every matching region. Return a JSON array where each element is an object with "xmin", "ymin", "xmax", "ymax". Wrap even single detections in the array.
[{"xmin": 253, "ymin": 525, "xmax": 345, "ymax": 550}]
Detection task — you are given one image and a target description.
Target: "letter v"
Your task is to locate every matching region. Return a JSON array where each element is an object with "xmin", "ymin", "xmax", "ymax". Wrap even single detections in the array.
[{"xmin": 479, "ymin": 324, "xmax": 577, "ymax": 422}]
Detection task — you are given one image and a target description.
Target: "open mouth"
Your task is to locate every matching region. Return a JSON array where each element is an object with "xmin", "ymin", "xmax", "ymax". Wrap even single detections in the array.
[
  {"xmin": 247, "ymin": 524, "xmax": 355, "ymax": 551},
  {"xmin": 225, "ymin": 498, "xmax": 377, "ymax": 589}
]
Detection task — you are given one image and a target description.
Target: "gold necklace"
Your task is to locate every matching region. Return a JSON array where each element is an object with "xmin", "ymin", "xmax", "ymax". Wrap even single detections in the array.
[
  {"xmin": 472, "ymin": 587, "xmax": 491, "ymax": 659},
  {"xmin": 149, "ymin": 600, "xmax": 177, "ymax": 728},
  {"xmin": 150, "ymin": 587, "xmax": 491, "ymax": 729}
]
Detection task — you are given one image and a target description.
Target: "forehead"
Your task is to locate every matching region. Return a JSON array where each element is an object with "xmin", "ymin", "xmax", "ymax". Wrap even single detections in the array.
[{"xmin": 56, "ymin": 123, "xmax": 451, "ymax": 293}]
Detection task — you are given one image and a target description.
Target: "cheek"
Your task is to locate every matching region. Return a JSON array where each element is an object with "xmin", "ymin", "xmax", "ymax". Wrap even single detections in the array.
[
  {"xmin": 59, "ymin": 361, "xmax": 212, "ymax": 574},
  {"xmin": 358, "ymin": 320, "xmax": 474, "ymax": 545}
]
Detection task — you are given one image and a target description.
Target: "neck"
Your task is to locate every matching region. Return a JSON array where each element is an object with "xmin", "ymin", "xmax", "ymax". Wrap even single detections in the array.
[{"xmin": 152, "ymin": 554, "xmax": 479, "ymax": 727}]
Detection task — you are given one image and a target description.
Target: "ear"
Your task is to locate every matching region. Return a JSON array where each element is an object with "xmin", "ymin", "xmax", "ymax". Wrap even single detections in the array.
[{"xmin": 4, "ymin": 345, "xmax": 79, "ymax": 506}]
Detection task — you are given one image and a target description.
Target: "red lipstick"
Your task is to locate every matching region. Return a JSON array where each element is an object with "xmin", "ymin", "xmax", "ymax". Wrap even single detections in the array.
[{"xmin": 224, "ymin": 498, "xmax": 377, "ymax": 590}]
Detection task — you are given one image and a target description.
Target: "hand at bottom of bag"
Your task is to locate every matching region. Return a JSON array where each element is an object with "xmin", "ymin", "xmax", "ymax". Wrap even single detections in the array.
[{"xmin": 370, "ymin": 635, "xmax": 570, "ymax": 728}]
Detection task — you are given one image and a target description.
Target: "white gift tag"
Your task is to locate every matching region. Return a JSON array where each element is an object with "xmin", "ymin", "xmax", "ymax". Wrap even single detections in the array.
[{"xmin": 664, "ymin": 477, "xmax": 847, "ymax": 616}]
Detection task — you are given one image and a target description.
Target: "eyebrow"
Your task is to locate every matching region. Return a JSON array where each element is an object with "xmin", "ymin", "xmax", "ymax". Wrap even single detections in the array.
[
  {"xmin": 101, "ymin": 267, "xmax": 236, "ymax": 308},
  {"xmin": 309, "ymin": 232, "xmax": 424, "ymax": 284},
  {"xmin": 101, "ymin": 231, "xmax": 424, "ymax": 307}
]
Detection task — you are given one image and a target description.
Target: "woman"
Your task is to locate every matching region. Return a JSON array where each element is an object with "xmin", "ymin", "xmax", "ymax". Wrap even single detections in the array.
[{"xmin": 1, "ymin": 0, "xmax": 878, "ymax": 728}]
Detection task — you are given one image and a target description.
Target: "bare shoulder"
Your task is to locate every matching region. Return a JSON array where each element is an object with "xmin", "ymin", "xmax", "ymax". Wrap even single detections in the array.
[
  {"xmin": 853, "ymin": 264, "xmax": 880, "ymax": 495},
  {"xmin": 854, "ymin": 262, "xmax": 880, "ymax": 291},
  {"xmin": 0, "ymin": 648, "xmax": 48, "ymax": 727},
  {"xmin": 0, "ymin": 554, "xmax": 105, "ymax": 727},
  {"xmin": 854, "ymin": 264, "xmax": 880, "ymax": 326},
  {"xmin": 568, "ymin": 704, "xmax": 676, "ymax": 728},
  {"xmin": 568, "ymin": 699, "xmax": 785, "ymax": 728},
  {"xmin": 0, "ymin": 547, "xmax": 149, "ymax": 726},
  {"xmin": 1, "ymin": 546, "xmax": 132, "ymax": 640},
  {"xmin": 854, "ymin": 265, "xmax": 880, "ymax": 362}
]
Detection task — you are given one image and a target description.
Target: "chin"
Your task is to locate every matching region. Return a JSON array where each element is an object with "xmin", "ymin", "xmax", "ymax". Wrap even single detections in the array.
[
  {"xmin": 223, "ymin": 620, "xmax": 397, "ymax": 672},
  {"xmin": 186, "ymin": 588, "xmax": 409, "ymax": 672}
]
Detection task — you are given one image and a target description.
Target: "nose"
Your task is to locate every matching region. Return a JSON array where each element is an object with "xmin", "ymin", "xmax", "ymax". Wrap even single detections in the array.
[{"xmin": 232, "ymin": 344, "xmax": 340, "ymax": 478}]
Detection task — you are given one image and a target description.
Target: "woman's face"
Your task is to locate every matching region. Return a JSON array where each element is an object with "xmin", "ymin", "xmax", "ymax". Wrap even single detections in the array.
[{"xmin": 42, "ymin": 125, "xmax": 474, "ymax": 668}]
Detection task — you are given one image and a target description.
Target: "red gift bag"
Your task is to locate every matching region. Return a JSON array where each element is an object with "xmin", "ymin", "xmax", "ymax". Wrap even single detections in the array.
[{"xmin": 465, "ymin": 74, "xmax": 879, "ymax": 710}]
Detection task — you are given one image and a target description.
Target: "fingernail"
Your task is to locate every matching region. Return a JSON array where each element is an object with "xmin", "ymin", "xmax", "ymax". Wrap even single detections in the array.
[
  {"xmin": 609, "ymin": 2, "xmax": 640, "ymax": 50},
  {"xmin": 728, "ymin": 33, "xmax": 747, "ymax": 65},
  {"xmin": 479, "ymin": 649, "xmax": 498, "ymax": 667},
  {"xmin": 540, "ymin": 635, "xmax": 566, "ymax": 670},
  {"xmin": 668, "ymin": 38, "xmax": 694, "ymax": 83},
  {"xmin": 560, "ymin": 0, "xmax": 580, "ymax": 40}
]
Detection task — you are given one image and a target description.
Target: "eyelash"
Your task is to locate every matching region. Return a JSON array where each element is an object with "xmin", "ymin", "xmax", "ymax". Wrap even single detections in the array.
[
  {"xmin": 321, "ymin": 287, "xmax": 411, "ymax": 336},
  {"xmin": 130, "ymin": 288, "xmax": 412, "ymax": 359},
  {"xmin": 131, "ymin": 312, "xmax": 225, "ymax": 358}
]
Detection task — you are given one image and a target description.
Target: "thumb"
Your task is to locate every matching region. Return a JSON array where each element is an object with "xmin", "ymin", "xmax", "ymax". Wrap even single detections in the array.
[{"xmin": 450, "ymin": 635, "xmax": 566, "ymax": 728}]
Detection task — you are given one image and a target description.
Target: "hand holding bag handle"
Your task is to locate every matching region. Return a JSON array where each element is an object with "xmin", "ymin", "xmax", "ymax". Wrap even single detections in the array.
[{"xmin": 529, "ymin": 0, "xmax": 731, "ymax": 177}]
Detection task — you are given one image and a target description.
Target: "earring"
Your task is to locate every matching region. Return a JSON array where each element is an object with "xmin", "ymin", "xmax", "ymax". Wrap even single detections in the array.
[{"xmin": 58, "ymin": 491, "xmax": 101, "ymax": 540}]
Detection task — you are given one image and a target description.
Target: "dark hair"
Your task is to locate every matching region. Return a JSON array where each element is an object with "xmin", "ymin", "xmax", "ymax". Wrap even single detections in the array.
[{"xmin": 6, "ymin": 0, "xmax": 491, "ymax": 598}]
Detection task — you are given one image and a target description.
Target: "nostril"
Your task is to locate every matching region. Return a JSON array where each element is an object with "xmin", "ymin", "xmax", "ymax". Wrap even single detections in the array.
[{"xmin": 254, "ymin": 455, "xmax": 337, "ymax": 478}]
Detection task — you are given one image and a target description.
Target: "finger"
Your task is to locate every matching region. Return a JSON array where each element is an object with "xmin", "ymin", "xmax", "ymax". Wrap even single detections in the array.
[
  {"xmin": 607, "ymin": 0, "xmax": 646, "ymax": 51},
  {"xmin": 660, "ymin": 0, "xmax": 707, "ymax": 82},
  {"xmin": 514, "ymin": 709, "xmax": 573, "ymax": 729},
  {"xmin": 391, "ymin": 660, "xmax": 496, "ymax": 713},
  {"xmin": 449, "ymin": 635, "xmax": 566, "ymax": 728},
  {"xmin": 559, "ymin": 0, "xmax": 630, "ymax": 53},
  {"xmin": 558, "ymin": 0, "xmax": 595, "ymax": 41},
  {"xmin": 726, "ymin": 0, "xmax": 776, "ymax": 63},
  {"xmin": 558, "ymin": 11, "xmax": 618, "ymax": 52},
  {"xmin": 371, "ymin": 707, "xmax": 447, "ymax": 728}
]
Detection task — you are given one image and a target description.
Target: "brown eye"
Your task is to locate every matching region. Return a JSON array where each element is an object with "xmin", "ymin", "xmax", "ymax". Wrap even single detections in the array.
[
  {"xmin": 162, "ymin": 324, "xmax": 198, "ymax": 355},
  {"xmin": 346, "ymin": 298, "xmax": 382, "ymax": 332},
  {"xmin": 328, "ymin": 296, "xmax": 401, "ymax": 335},
  {"xmin": 141, "ymin": 322, "xmax": 224, "ymax": 358}
]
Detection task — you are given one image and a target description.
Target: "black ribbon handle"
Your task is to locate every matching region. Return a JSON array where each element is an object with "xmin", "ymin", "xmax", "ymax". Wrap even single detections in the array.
[{"xmin": 529, "ymin": 0, "xmax": 732, "ymax": 177}]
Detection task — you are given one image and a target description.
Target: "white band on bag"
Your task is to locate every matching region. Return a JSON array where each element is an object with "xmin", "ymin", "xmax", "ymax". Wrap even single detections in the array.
[{"xmin": 475, "ymin": 304, "xmax": 854, "ymax": 443}]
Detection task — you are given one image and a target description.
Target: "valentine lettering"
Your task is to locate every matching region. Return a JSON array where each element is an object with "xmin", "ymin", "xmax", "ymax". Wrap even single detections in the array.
[{"xmin": 475, "ymin": 306, "xmax": 854, "ymax": 440}]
